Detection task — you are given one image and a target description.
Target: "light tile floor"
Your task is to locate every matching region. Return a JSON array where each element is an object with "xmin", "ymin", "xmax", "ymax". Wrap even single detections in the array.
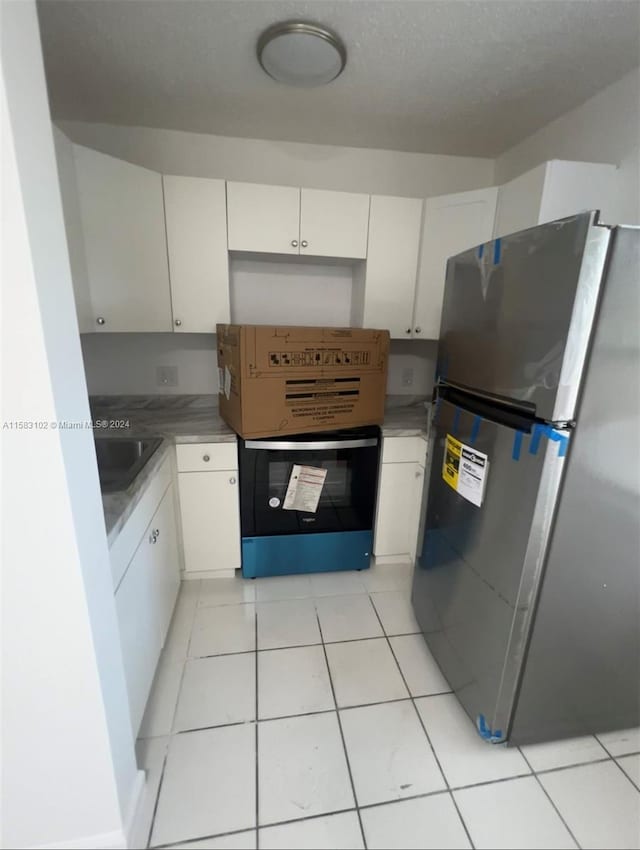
[{"xmin": 134, "ymin": 564, "xmax": 640, "ymax": 850}]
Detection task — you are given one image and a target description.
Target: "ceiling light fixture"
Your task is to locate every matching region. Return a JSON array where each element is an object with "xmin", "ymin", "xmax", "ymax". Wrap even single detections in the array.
[{"xmin": 257, "ymin": 21, "xmax": 347, "ymax": 87}]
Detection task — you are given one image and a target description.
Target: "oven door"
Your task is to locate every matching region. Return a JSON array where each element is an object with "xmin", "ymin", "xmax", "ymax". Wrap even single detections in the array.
[{"xmin": 239, "ymin": 428, "xmax": 381, "ymax": 537}]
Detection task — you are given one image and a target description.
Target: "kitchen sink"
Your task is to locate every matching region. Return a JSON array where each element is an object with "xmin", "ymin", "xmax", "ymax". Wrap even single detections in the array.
[{"xmin": 94, "ymin": 436, "xmax": 163, "ymax": 493}]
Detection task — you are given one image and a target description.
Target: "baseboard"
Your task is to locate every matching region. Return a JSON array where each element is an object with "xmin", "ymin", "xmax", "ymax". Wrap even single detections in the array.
[
  {"xmin": 124, "ymin": 768, "xmax": 146, "ymax": 848},
  {"xmin": 181, "ymin": 568, "xmax": 236, "ymax": 580},
  {"xmin": 35, "ymin": 829, "xmax": 127, "ymax": 849},
  {"xmin": 373, "ymin": 553, "xmax": 413, "ymax": 565}
]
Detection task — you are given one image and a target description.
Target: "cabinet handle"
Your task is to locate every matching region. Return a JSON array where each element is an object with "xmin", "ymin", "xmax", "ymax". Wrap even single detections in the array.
[
  {"xmin": 301, "ymin": 240, "xmax": 308, "ymax": 248},
  {"xmin": 229, "ymin": 476, "xmax": 236, "ymax": 485},
  {"xmin": 405, "ymin": 328, "xmax": 411, "ymax": 335},
  {"xmin": 149, "ymin": 531, "xmax": 158, "ymax": 544},
  {"xmin": 415, "ymin": 327, "xmax": 422, "ymax": 334},
  {"xmin": 291, "ymin": 240, "xmax": 298, "ymax": 247},
  {"xmin": 96, "ymin": 317, "xmax": 106, "ymax": 325},
  {"xmin": 174, "ymin": 319, "xmax": 182, "ymax": 327},
  {"xmin": 203, "ymin": 454, "xmax": 210, "ymax": 462}
]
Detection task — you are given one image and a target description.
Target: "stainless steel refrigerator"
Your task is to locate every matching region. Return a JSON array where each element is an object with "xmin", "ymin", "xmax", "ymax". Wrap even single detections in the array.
[{"xmin": 411, "ymin": 211, "xmax": 639, "ymax": 745}]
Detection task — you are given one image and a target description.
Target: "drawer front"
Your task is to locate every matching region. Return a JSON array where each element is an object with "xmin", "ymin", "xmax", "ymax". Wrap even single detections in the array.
[
  {"xmin": 176, "ymin": 441, "xmax": 238, "ymax": 472},
  {"xmin": 381, "ymin": 435, "xmax": 427, "ymax": 465}
]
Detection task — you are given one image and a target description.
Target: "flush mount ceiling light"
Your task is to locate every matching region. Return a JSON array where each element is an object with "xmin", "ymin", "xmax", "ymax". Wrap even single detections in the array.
[{"xmin": 257, "ymin": 21, "xmax": 347, "ymax": 87}]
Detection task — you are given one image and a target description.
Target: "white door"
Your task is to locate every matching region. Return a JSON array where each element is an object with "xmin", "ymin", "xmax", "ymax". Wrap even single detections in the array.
[
  {"xmin": 164, "ymin": 176, "xmax": 230, "ymax": 333},
  {"xmin": 493, "ymin": 164, "xmax": 547, "ymax": 239},
  {"xmin": 115, "ymin": 527, "xmax": 159, "ymax": 734},
  {"xmin": 149, "ymin": 484, "xmax": 181, "ymax": 645},
  {"xmin": 374, "ymin": 461, "xmax": 423, "ymax": 557},
  {"xmin": 413, "ymin": 187, "xmax": 498, "ymax": 339},
  {"xmin": 178, "ymin": 470, "xmax": 241, "ymax": 573},
  {"xmin": 73, "ymin": 144, "xmax": 172, "ymax": 332},
  {"xmin": 227, "ymin": 181, "xmax": 300, "ymax": 254},
  {"xmin": 299, "ymin": 188, "xmax": 370, "ymax": 259},
  {"xmin": 362, "ymin": 195, "xmax": 423, "ymax": 338}
]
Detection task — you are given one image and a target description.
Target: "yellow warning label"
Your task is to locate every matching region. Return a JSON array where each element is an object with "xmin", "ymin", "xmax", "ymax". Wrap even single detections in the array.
[{"xmin": 442, "ymin": 433, "xmax": 462, "ymax": 491}]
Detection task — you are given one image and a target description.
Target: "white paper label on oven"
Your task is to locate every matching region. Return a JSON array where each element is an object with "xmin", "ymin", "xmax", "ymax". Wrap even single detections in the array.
[
  {"xmin": 283, "ymin": 464, "xmax": 327, "ymax": 513},
  {"xmin": 217, "ymin": 367, "xmax": 224, "ymax": 395}
]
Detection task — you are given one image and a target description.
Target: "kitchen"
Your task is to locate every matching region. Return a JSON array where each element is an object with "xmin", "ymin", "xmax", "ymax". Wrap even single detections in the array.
[{"xmin": 2, "ymin": 2, "xmax": 640, "ymax": 849}]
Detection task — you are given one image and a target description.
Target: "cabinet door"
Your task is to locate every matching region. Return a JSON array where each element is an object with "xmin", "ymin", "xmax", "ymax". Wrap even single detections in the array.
[
  {"xmin": 73, "ymin": 144, "xmax": 172, "ymax": 331},
  {"xmin": 374, "ymin": 461, "xmax": 423, "ymax": 558},
  {"xmin": 164, "ymin": 176, "xmax": 230, "ymax": 333},
  {"xmin": 414, "ymin": 187, "xmax": 498, "ymax": 340},
  {"xmin": 227, "ymin": 181, "xmax": 300, "ymax": 254},
  {"xmin": 362, "ymin": 195, "xmax": 423, "ymax": 338},
  {"xmin": 53, "ymin": 128, "xmax": 94, "ymax": 333},
  {"xmin": 538, "ymin": 160, "xmax": 617, "ymax": 225},
  {"xmin": 149, "ymin": 484, "xmax": 181, "ymax": 645},
  {"xmin": 178, "ymin": 470, "xmax": 241, "ymax": 573},
  {"xmin": 115, "ymin": 527, "xmax": 159, "ymax": 735},
  {"xmin": 493, "ymin": 164, "xmax": 547, "ymax": 239},
  {"xmin": 299, "ymin": 188, "xmax": 370, "ymax": 259}
]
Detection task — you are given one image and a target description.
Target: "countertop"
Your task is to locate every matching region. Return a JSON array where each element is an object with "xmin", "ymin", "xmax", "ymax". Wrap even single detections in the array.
[{"xmin": 92, "ymin": 394, "xmax": 431, "ymax": 545}]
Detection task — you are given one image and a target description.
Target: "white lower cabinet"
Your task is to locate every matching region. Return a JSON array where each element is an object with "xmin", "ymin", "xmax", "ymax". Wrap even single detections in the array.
[
  {"xmin": 374, "ymin": 436, "xmax": 427, "ymax": 561},
  {"xmin": 115, "ymin": 482, "xmax": 180, "ymax": 735},
  {"xmin": 176, "ymin": 442, "xmax": 241, "ymax": 576}
]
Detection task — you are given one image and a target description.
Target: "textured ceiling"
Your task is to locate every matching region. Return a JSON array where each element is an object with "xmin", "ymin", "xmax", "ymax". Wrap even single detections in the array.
[{"xmin": 37, "ymin": 0, "xmax": 640, "ymax": 157}]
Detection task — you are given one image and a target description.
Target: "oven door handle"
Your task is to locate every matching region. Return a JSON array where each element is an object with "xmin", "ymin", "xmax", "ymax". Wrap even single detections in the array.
[{"xmin": 244, "ymin": 438, "xmax": 379, "ymax": 451}]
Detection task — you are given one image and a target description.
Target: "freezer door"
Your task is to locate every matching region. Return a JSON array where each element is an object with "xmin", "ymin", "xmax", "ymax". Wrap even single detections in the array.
[
  {"xmin": 411, "ymin": 399, "xmax": 567, "ymax": 741},
  {"xmin": 438, "ymin": 212, "xmax": 611, "ymax": 422}
]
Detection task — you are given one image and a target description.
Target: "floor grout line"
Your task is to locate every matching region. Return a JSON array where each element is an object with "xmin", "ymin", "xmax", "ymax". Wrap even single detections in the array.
[
  {"xmin": 316, "ymin": 608, "xmax": 369, "ymax": 850},
  {"xmin": 518, "ymin": 749, "xmax": 583, "ymax": 849},
  {"xmin": 254, "ymin": 608, "xmax": 260, "ymax": 849},
  {"xmin": 369, "ymin": 596, "xmax": 477, "ymax": 850}
]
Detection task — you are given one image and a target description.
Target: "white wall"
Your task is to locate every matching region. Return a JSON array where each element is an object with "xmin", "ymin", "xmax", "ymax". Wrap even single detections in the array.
[
  {"xmin": 57, "ymin": 119, "xmax": 495, "ymax": 199},
  {"xmin": 81, "ymin": 333, "xmax": 438, "ymax": 398},
  {"xmin": 1, "ymin": 4, "xmax": 138, "ymax": 847},
  {"xmin": 495, "ymin": 68, "xmax": 640, "ymax": 225}
]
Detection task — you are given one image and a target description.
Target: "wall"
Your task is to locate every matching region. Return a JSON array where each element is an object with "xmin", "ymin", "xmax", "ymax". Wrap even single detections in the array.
[
  {"xmin": 57, "ymin": 119, "xmax": 494, "ymax": 199},
  {"xmin": 1, "ymin": 4, "xmax": 139, "ymax": 847},
  {"xmin": 81, "ymin": 333, "xmax": 439, "ymax": 398},
  {"xmin": 495, "ymin": 68, "xmax": 640, "ymax": 225}
]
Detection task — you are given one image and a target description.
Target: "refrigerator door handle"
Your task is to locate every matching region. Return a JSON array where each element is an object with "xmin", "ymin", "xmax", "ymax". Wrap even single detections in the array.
[{"xmin": 438, "ymin": 383, "xmax": 537, "ymax": 432}]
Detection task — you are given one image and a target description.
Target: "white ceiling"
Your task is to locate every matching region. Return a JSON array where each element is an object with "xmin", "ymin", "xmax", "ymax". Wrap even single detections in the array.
[{"xmin": 37, "ymin": 0, "xmax": 640, "ymax": 157}]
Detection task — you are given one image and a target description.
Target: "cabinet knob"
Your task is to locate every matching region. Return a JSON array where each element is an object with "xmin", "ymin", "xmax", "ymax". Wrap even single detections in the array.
[
  {"xmin": 229, "ymin": 476, "xmax": 236, "ymax": 485},
  {"xmin": 174, "ymin": 319, "xmax": 182, "ymax": 327},
  {"xmin": 203, "ymin": 454, "xmax": 210, "ymax": 462},
  {"xmin": 149, "ymin": 530, "xmax": 158, "ymax": 544},
  {"xmin": 291, "ymin": 239, "xmax": 298, "ymax": 247},
  {"xmin": 96, "ymin": 317, "xmax": 106, "ymax": 325},
  {"xmin": 154, "ymin": 528, "xmax": 160, "ymax": 538},
  {"xmin": 301, "ymin": 240, "xmax": 308, "ymax": 248},
  {"xmin": 415, "ymin": 327, "xmax": 422, "ymax": 334},
  {"xmin": 405, "ymin": 328, "xmax": 411, "ymax": 335}
]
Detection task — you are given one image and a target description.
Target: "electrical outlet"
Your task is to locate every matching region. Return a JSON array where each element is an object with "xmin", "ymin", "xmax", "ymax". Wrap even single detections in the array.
[
  {"xmin": 156, "ymin": 365, "xmax": 178, "ymax": 387},
  {"xmin": 401, "ymin": 367, "xmax": 414, "ymax": 387}
]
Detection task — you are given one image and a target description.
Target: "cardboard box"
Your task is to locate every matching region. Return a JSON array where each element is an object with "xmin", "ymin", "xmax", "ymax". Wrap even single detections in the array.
[{"xmin": 216, "ymin": 325, "xmax": 390, "ymax": 438}]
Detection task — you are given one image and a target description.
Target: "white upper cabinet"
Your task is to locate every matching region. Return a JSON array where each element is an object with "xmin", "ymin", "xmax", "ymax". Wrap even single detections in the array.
[
  {"xmin": 227, "ymin": 181, "xmax": 300, "ymax": 254},
  {"xmin": 73, "ymin": 144, "xmax": 172, "ymax": 332},
  {"xmin": 358, "ymin": 195, "xmax": 423, "ymax": 338},
  {"xmin": 493, "ymin": 159, "xmax": 617, "ymax": 239},
  {"xmin": 164, "ymin": 176, "xmax": 230, "ymax": 333},
  {"xmin": 413, "ymin": 187, "xmax": 498, "ymax": 340},
  {"xmin": 227, "ymin": 181, "xmax": 371, "ymax": 259},
  {"xmin": 53, "ymin": 128, "xmax": 94, "ymax": 334},
  {"xmin": 299, "ymin": 188, "xmax": 370, "ymax": 259}
]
